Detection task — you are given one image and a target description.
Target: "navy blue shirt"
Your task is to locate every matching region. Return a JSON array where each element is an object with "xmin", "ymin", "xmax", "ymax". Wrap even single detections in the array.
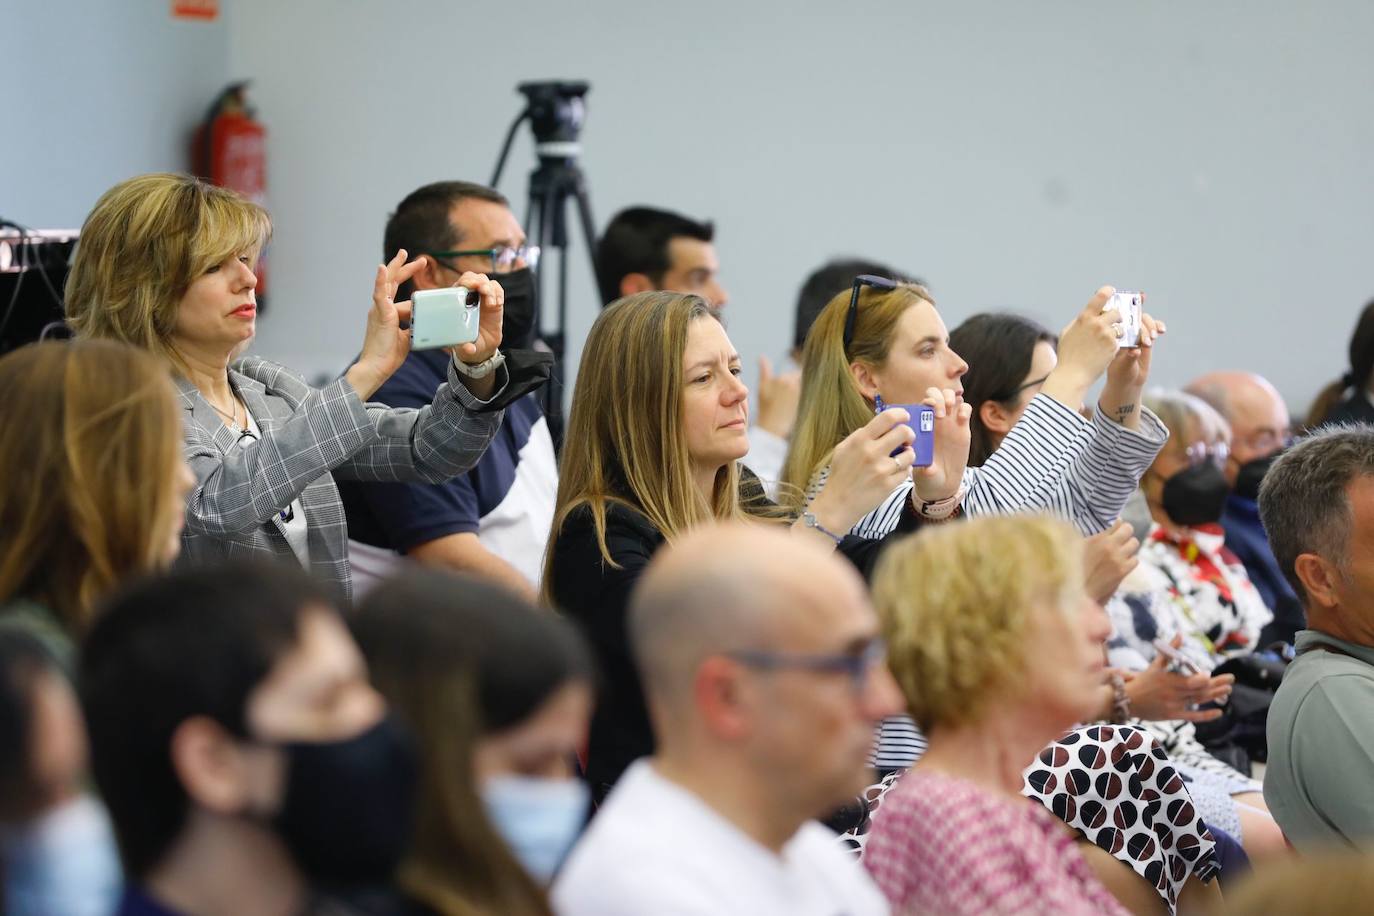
[
  {"xmin": 1223, "ymin": 493, "xmax": 1305, "ymax": 646},
  {"xmin": 338, "ymin": 349, "xmax": 557, "ymax": 587},
  {"xmin": 116, "ymin": 887, "xmax": 183, "ymax": 916}
]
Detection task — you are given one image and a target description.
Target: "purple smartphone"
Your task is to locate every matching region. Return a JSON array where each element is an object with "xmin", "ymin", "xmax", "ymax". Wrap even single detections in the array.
[{"xmin": 875, "ymin": 397, "xmax": 936, "ymax": 468}]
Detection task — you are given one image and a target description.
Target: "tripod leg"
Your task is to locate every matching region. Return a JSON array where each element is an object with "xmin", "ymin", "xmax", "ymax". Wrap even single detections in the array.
[
  {"xmin": 571, "ymin": 180, "xmax": 599, "ymax": 288},
  {"xmin": 537, "ymin": 177, "xmax": 568, "ymax": 450}
]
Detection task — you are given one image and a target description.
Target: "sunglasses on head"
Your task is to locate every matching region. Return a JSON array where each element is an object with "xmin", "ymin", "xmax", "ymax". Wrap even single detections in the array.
[{"xmin": 842, "ymin": 274, "xmax": 900, "ymax": 351}]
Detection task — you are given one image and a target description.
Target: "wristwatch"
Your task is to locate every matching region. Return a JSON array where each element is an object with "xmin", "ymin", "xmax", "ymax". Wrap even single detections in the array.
[
  {"xmin": 912, "ymin": 484, "xmax": 965, "ymax": 521},
  {"xmin": 453, "ymin": 349, "xmax": 505, "ymax": 379}
]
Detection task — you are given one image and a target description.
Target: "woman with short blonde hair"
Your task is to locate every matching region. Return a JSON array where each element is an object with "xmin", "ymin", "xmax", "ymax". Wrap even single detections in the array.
[
  {"xmin": 876, "ymin": 514, "xmax": 1087, "ymax": 732},
  {"xmin": 64, "ymin": 173, "xmax": 520, "ymax": 600},
  {"xmin": 862, "ymin": 515, "xmax": 1221, "ymax": 915},
  {"xmin": 64, "ymin": 173, "xmax": 272, "ymax": 366},
  {"xmin": 0, "ymin": 340, "xmax": 192, "ymax": 649}
]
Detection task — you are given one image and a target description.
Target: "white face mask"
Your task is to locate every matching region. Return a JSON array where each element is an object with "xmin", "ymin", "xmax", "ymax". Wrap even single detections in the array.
[
  {"xmin": 0, "ymin": 795, "xmax": 122, "ymax": 914},
  {"xmin": 480, "ymin": 774, "xmax": 590, "ymax": 884}
]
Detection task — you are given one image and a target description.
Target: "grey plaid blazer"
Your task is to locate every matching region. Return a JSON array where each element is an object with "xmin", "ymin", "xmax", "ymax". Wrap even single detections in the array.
[{"xmin": 175, "ymin": 356, "xmax": 506, "ymax": 601}]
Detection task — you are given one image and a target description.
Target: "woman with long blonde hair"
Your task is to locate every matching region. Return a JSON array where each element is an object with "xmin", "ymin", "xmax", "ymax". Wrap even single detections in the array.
[
  {"xmin": 544, "ymin": 291, "xmax": 930, "ymax": 801},
  {"xmin": 0, "ymin": 338, "xmax": 191, "ymax": 916},
  {"xmin": 63, "ymin": 173, "xmax": 522, "ymax": 600},
  {"xmin": 0, "ymin": 339, "xmax": 193, "ymax": 653},
  {"xmin": 784, "ymin": 281, "xmax": 1167, "ymax": 539}
]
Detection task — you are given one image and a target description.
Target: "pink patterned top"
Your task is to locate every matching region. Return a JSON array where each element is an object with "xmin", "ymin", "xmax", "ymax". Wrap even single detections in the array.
[{"xmin": 862, "ymin": 769, "xmax": 1129, "ymax": 916}]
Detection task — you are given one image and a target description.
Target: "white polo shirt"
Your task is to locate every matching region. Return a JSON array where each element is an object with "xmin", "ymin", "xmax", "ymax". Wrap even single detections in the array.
[{"xmin": 553, "ymin": 760, "xmax": 890, "ymax": 916}]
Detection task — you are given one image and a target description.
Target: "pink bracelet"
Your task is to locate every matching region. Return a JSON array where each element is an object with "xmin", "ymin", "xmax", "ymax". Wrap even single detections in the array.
[{"xmin": 913, "ymin": 484, "xmax": 965, "ymax": 521}]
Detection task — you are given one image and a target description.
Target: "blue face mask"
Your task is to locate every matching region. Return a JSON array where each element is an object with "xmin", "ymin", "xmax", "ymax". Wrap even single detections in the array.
[
  {"xmin": 1, "ymin": 795, "xmax": 122, "ymax": 916},
  {"xmin": 481, "ymin": 774, "xmax": 590, "ymax": 884}
]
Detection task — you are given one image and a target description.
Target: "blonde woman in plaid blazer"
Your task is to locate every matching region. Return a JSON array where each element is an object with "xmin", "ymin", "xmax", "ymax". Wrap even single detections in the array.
[{"xmin": 65, "ymin": 174, "xmax": 513, "ymax": 600}]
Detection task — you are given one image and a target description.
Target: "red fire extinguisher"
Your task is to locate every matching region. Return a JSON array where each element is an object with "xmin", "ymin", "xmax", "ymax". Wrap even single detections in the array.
[{"xmin": 193, "ymin": 82, "xmax": 269, "ymax": 304}]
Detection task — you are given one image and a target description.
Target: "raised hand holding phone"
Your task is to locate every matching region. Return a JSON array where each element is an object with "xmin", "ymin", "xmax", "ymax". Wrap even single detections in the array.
[
  {"xmin": 1038, "ymin": 287, "xmax": 1121, "ymax": 411},
  {"xmin": 803, "ymin": 407, "xmax": 916, "ymax": 537},
  {"xmin": 345, "ymin": 249, "xmax": 429, "ymax": 401},
  {"xmin": 902, "ymin": 387, "xmax": 971, "ymax": 503}
]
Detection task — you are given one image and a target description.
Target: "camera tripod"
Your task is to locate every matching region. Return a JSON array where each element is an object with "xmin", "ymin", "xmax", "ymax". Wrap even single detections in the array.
[{"xmin": 490, "ymin": 81, "xmax": 599, "ymax": 449}]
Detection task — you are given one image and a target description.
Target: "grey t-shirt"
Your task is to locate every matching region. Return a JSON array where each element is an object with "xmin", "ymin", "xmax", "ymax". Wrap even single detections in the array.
[{"xmin": 1265, "ymin": 629, "xmax": 1374, "ymax": 849}]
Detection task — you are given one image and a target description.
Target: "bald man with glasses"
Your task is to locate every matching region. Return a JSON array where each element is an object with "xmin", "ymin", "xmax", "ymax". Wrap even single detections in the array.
[{"xmin": 554, "ymin": 523, "xmax": 898, "ymax": 915}]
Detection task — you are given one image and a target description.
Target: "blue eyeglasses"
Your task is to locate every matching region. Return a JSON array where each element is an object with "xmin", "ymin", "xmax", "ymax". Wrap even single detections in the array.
[{"xmin": 726, "ymin": 638, "xmax": 887, "ymax": 693}]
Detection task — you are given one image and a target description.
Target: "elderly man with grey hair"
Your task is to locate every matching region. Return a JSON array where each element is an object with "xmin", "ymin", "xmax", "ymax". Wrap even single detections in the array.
[
  {"xmin": 553, "ymin": 522, "xmax": 900, "ymax": 915},
  {"xmin": 1260, "ymin": 424, "xmax": 1374, "ymax": 849}
]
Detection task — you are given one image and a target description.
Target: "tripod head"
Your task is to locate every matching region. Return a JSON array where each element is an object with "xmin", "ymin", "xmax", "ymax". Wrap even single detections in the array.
[{"xmin": 517, "ymin": 81, "xmax": 589, "ymax": 161}]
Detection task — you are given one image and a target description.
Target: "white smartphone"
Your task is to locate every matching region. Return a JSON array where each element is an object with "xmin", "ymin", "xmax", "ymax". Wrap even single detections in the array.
[
  {"xmin": 410, "ymin": 286, "xmax": 480, "ymax": 350},
  {"xmin": 1152, "ymin": 638, "xmax": 1204, "ymax": 676},
  {"xmin": 1104, "ymin": 291, "xmax": 1144, "ymax": 348}
]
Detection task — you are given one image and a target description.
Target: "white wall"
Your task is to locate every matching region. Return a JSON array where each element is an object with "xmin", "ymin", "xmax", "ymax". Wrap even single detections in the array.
[
  {"xmin": 0, "ymin": 1, "xmax": 230, "ymax": 227},
  {"xmin": 11, "ymin": 1, "xmax": 1370, "ymax": 419}
]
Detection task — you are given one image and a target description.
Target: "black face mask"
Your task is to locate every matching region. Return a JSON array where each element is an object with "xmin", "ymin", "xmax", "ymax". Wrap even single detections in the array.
[
  {"xmin": 497, "ymin": 267, "xmax": 538, "ymax": 350},
  {"xmin": 1233, "ymin": 451, "xmax": 1281, "ymax": 502},
  {"xmin": 1161, "ymin": 462, "xmax": 1230, "ymax": 527},
  {"xmin": 270, "ymin": 714, "xmax": 417, "ymax": 888}
]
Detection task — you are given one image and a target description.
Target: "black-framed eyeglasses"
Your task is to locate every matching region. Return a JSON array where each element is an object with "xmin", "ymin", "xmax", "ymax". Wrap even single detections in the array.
[
  {"xmin": 843, "ymin": 275, "xmax": 899, "ymax": 352},
  {"xmin": 1000, "ymin": 372, "xmax": 1052, "ymax": 403},
  {"xmin": 726, "ymin": 638, "xmax": 887, "ymax": 693},
  {"xmin": 428, "ymin": 244, "xmax": 541, "ymax": 274}
]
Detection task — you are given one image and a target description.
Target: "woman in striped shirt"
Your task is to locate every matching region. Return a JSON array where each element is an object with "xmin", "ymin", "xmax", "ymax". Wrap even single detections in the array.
[
  {"xmin": 784, "ymin": 282, "xmax": 1168, "ymax": 539},
  {"xmin": 784, "ymin": 282, "xmax": 1171, "ymax": 769}
]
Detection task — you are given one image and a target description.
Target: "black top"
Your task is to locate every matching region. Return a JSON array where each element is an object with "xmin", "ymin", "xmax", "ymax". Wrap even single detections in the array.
[
  {"xmin": 1326, "ymin": 392, "xmax": 1374, "ymax": 426},
  {"xmin": 547, "ymin": 481, "xmax": 925, "ymax": 802}
]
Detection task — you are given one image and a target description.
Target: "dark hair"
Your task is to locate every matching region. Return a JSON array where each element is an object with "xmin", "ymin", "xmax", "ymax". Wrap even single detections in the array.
[
  {"xmin": 79, "ymin": 562, "xmax": 329, "ymax": 879},
  {"xmin": 384, "ymin": 181, "xmax": 510, "ymax": 301},
  {"xmin": 792, "ymin": 259, "xmax": 920, "ymax": 353},
  {"xmin": 0, "ymin": 628, "xmax": 62, "ymax": 821},
  {"xmin": 949, "ymin": 313, "xmax": 1059, "ymax": 467},
  {"xmin": 353, "ymin": 571, "xmax": 592, "ymax": 916},
  {"xmin": 1259, "ymin": 424, "xmax": 1374, "ymax": 605},
  {"xmin": 594, "ymin": 207, "xmax": 714, "ymax": 306},
  {"xmin": 1306, "ymin": 299, "xmax": 1374, "ymax": 429},
  {"xmin": 354, "ymin": 571, "xmax": 592, "ymax": 733}
]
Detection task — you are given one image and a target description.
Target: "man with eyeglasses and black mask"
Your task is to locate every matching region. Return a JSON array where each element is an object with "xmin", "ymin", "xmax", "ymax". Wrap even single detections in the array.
[
  {"xmin": 1187, "ymin": 371, "xmax": 1304, "ymax": 645},
  {"xmin": 338, "ymin": 182, "xmax": 555, "ymax": 601},
  {"xmin": 83, "ymin": 563, "xmax": 417, "ymax": 916}
]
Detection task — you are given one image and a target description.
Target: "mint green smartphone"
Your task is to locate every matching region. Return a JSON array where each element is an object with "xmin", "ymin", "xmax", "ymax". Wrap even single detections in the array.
[{"xmin": 411, "ymin": 287, "xmax": 480, "ymax": 349}]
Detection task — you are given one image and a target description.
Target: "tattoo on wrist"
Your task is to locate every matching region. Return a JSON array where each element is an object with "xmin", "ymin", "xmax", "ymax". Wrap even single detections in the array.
[{"xmin": 1114, "ymin": 404, "xmax": 1137, "ymax": 420}]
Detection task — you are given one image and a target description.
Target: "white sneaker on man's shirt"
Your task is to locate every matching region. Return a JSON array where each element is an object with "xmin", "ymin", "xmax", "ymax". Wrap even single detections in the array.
[{"xmin": 553, "ymin": 760, "xmax": 890, "ymax": 915}]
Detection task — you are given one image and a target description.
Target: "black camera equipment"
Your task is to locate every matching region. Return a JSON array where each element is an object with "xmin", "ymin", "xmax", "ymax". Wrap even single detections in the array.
[
  {"xmin": 0, "ymin": 222, "xmax": 77, "ymax": 355},
  {"xmin": 490, "ymin": 80, "xmax": 598, "ymax": 448}
]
